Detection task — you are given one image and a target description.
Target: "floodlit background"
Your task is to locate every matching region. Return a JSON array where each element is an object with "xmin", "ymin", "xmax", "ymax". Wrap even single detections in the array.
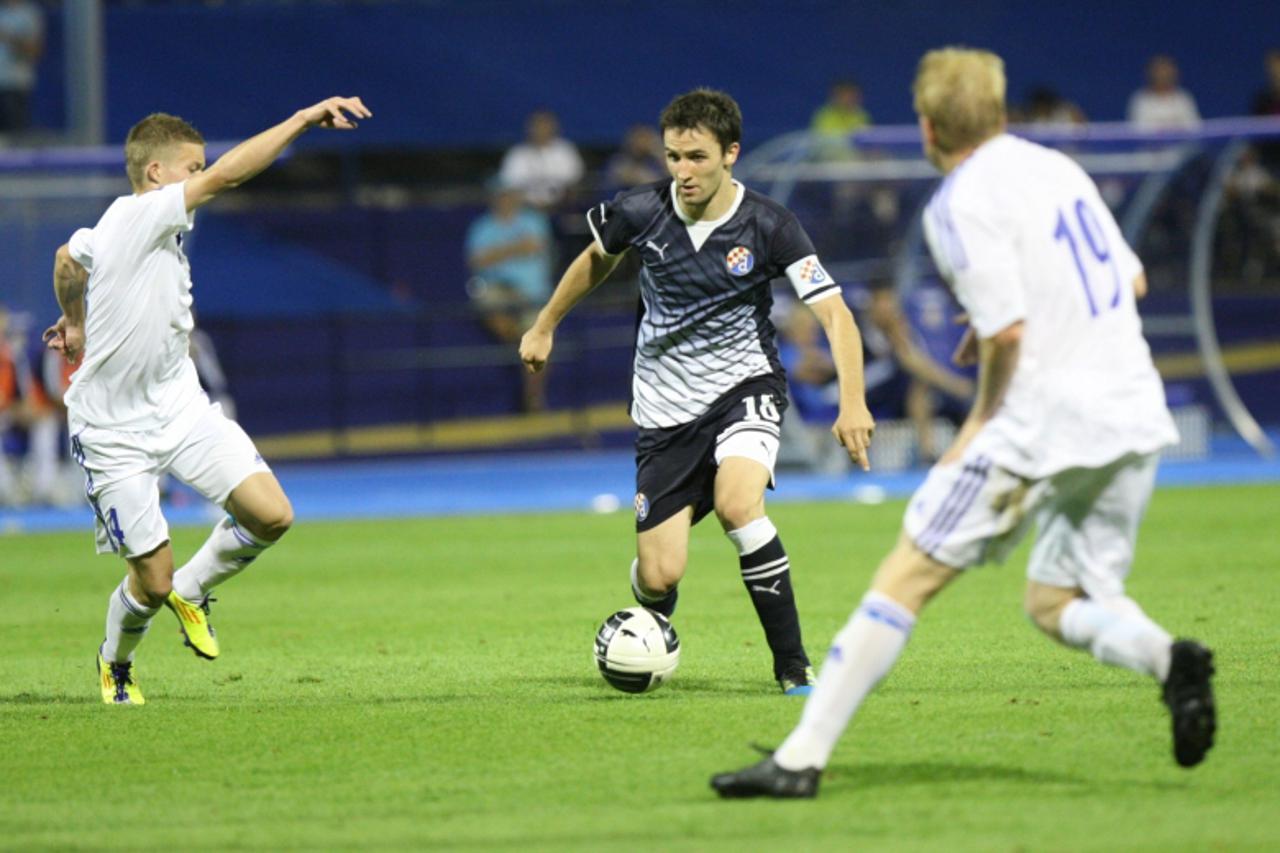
[{"xmin": 1, "ymin": 0, "xmax": 1278, "ymax": 518}]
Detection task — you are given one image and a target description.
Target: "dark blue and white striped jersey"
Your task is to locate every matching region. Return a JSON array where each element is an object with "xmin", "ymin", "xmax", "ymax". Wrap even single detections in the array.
[{"xmin": 588, "ymin": 180, "xmax": 840, "ymax": 428}]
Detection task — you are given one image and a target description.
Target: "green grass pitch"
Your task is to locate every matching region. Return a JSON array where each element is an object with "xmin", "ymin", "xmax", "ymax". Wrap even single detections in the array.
[{"xmin": 2, "ymin": 482, "xmax": 1277, "ymax": 850}]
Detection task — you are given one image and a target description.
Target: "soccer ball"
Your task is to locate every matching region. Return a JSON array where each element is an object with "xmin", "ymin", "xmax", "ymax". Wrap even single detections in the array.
[{"xmin": 593, "ymin": 607, "xmax": 680, "ymax": 693}]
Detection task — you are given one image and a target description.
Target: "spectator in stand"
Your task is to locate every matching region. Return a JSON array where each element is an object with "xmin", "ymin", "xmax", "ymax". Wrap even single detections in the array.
[
  {"xmin": 1127, "ymin": 55, "xmax": 1200, "ymax": 130},
  {"xmin": 498, "ymin": 109, "xmax": 584, "ymax": 212},
  {"xmin": 777, "ymin": 287, "xmax": 973, "ymax": 469},
  {"xmin": 810, "ymin": 79, "xmax": 872, "ymax": 160},
  {"xmin": 604, "ymin": 124, "xmax": 665, "ymax": 190},
  {"xmin": 466, "ymin": 177, "xmax": 553, "ymax": 412},
  {"xmin": 0, "ymin": 305, "xmax": 67, "ymax": 506},
  {"xmin": 1251, "ymin": 49, "xmax": 1280, "ymax": 118},
  {"xmin": 1250, "ymin": 49, "xmax": 1280, "ymax": 171},
  {"xmin": 1023, "ymin": 86, "xmax": 1086, "ymax": 128},
  {"xmin": 0, "ymin": 305, "xmax": 19, "ymax": 504},
  {"xmin": 0, "ymin": 0, "xmax": 43, "ymax": 136},
  {"xmin": 32, "ymin": 337, "xmax": 77, "ymax": 505}
]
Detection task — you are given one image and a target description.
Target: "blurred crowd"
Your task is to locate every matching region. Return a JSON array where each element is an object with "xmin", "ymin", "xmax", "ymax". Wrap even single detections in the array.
[
  {"xmin": 456, "ymin": 48, "xmax": 1280, "ymax": 467},
  {"xmin": 0, "ymin": 304, "xmax": 234, "ymax": 507},
  {"xmin": 4, "ymin": 35, "xmax": 1278, "ymax": 489},
  {"xmin": 0, "ymin": 305, "xmax": 75, "ymax": 506}
]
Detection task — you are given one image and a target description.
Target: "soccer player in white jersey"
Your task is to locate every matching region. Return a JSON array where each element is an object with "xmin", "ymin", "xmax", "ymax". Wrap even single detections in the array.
[
  {"xmin": 712, "ymin": 48, "xmax": 1215, "ymax": 797},
  {"xmin": 44, "ymin": 97, "xmax": 372, "ymax": 705},
  {"xmin": 520, "ymin": 89, "xmax": 876, "ymax": 694}
]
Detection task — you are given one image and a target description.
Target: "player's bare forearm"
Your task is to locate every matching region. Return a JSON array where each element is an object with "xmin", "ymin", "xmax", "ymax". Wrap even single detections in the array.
[
  {"xmin": 520, "ymin": 244, "xmax": 622, "ymax": 373},
  {"xmin": 532, "ymin": 244, "xmax": 621, "ymax": 331},
  {"xmin": 46, "ymin": 245, "xmax": 88, "ymax": 362},
  {"xmin": 810, "ymin": 296, "xmax": 869, "ymax": 414},
  {"xmin": 187, "ymin": 96, "xmax": 371, "ymax": 210},
  {"xmin": 810, "ymin": 296, "xmax": 875, "ymax": 469},
  {"xmin": 971, "ymin": 323, "xmax": 1021, "ymax": 422},
  {"xmin": 941, "ymin": 321, "xmax": 1021, "ymax": 463},
  {"xmin": 53, "ymin": 245, "xmax": 87, "ymax": 327}
]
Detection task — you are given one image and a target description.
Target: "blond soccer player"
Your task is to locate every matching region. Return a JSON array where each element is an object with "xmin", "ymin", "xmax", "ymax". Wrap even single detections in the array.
[
  {"xmin": 711, "ymin": 49, "xmax": 1215, "ymax": 798},
  {"xmin": 45, "ymin": 97, "xmax": 371, "ymax": 704}
]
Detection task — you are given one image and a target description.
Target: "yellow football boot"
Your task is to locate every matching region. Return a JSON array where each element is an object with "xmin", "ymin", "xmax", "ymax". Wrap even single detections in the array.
[
  {"xmin": 97, "ymin": 648, "xmax": 145, "ymax": 705},
  {"xmin": 166, "ymin": 590, "xmax": 220, "ymax": 660}
]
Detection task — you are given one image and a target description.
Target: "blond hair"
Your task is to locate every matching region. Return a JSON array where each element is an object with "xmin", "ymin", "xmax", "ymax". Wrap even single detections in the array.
[
  {"xmin": 912, "ymin": 48, "xmax": 1006, "ymax": 154},
  {"xmin": 124, "ymin": 113, "xmax": 204, "ymax": 189}
]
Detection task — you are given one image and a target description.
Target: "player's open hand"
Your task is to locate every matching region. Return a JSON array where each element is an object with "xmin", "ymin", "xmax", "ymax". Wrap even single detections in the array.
[
  {"xmin": 42, "ymin": 315, "xmax": 83, "ymax": 364},
  {"xmin": 300, "ymin": 97, "xmax": 372, "ymax": 130},
  {"xmin": 833, "ymin": 404, "xmax": 875, "ymax": 471},
  {"xmin": 519, "ymin": 325, "xmax": 553, "ymax": 373}
]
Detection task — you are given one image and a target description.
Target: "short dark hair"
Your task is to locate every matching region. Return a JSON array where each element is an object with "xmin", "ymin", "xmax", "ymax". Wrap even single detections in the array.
[
  {"xmin": 125, "ymin": 113, "xmax": 204, "ymax": 189},
  {"xmin": 659, "ymin": 88, "xmax": 742, "ymax": 152}
]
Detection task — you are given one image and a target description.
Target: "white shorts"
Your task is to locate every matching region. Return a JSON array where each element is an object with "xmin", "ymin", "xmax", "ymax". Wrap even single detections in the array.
[
  {"xmin": 903, "ymin": 447, "xmax": 1159, "ymax": 598},
  {"xmin": 70, "ymin": 401, "xmax": 271, "ymax": 558}
]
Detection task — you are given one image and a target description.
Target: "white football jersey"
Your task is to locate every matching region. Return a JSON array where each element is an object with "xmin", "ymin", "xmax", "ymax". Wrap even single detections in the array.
[
  {"xmin": 65, "ymin": 181, "xmax": 206, "ymax": 433},
  {"xmin": 923, "ymin": 133, "xmax": 1178, "ymax": 477}
]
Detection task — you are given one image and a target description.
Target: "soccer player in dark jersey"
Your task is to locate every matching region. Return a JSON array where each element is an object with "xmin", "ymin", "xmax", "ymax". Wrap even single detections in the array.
[{"xmin": 519, "ymin": 89, "xmax": 875, "ymax": 694}]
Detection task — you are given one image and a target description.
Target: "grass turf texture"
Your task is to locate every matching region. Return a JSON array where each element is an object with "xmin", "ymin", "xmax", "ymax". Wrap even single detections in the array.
[{"xmin": 1, "ymin": 483, "xmax": 1277, "ymax": 851}]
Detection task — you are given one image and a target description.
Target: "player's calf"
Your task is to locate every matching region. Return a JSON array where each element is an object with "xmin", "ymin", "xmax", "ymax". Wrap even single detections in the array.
[
  {"xmin": 1023, "ymin": 581, "xmax": 1080, "ymax": 639},
  {"xmin": 725, "ymin": 517, "xmax": 810, "ymax": 688},
  {"xmin": 630, "ymin": 557, "xmax": 678, "ymax": 617}
]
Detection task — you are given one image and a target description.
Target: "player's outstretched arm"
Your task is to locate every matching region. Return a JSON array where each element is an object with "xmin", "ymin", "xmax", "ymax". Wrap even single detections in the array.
[
  {"xmin": 184, "ymin": 96, "xmax": 372, "ymax": 211},
  {"xmin": 519, "ymin": 242, "xmax": 623, "ymax": 373},
  {"xmin": 44, "ymin": 244, "xmax": 88, "ymax": 363},
  {"xmin": 809, "ymin": 295, "xmax": 875, "ymax": 471}
]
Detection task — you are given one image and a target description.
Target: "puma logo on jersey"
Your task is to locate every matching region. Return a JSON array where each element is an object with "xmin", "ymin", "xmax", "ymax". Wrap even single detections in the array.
[
  {"xmin": 645, "ymin": 240, "xmax": 669, "ymax": 260},
  {"xmin": 751, "ymin": 580, "xmax": 783, "ymax": 596}
]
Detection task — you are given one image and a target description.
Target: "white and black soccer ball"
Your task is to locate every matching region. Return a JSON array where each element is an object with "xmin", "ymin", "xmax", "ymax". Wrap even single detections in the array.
[{"xmin": 593, "ymin": 607, "xmax": 680, "ymax": 694}]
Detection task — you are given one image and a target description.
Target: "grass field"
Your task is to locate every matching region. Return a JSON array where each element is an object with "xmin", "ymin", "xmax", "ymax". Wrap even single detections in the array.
[{"xmin": 2, "ymin": 482, "xmax": 1277, "ymax": 851}]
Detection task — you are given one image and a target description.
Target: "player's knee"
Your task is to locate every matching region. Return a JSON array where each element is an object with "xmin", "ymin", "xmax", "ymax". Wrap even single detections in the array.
[
  {"xmin": 714, "ymin": 498, "xmax": 763, "ymax": 532},
  {"xmin": 137, "ymin": 577, "xmax": 172, "ymax": 608},
  {"xmin": 247, "ymin": 496, "xmax": 294, "ymax": 542}
]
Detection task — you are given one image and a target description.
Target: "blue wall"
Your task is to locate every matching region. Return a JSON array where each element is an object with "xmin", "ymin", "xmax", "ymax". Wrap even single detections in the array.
[{"xmin": 32, "ymin": 0, "xmax": 1275, "ymax": 146}]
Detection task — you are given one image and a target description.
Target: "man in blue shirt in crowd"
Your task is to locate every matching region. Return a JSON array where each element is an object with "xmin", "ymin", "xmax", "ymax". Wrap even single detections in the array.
[{"xmin": 466, "ymin": 177, "xmax": 553, "ymax": 411}]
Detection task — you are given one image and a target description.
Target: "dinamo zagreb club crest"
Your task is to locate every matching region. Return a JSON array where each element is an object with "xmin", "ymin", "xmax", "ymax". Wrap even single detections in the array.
[
  {"xmin": 634, "ymin": 492, "xmax": 650, "ymax": 522},
  {"xmin": 800, "ymin": 258, "xmax": 830, "ymax": 284},
  {"xmin": 725, "ymin": 246, "xmax": 754, "ymax": 276}
]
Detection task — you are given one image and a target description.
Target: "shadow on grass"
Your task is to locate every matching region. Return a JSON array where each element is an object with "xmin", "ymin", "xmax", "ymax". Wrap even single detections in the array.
[
  {"xmin": 823, "ymin": 760, "xmax": 1081, "ymax": 790},
  {"xmin": 819, "ymin": 760, "xmax": 1186, "ymax": 793},
  {"xmin": 0, "ymin": 692, "xmax": 98, "ymax": 706},
  {"xmin": 525, "ymin": 674, "xmax": 768, "ymax": 700}
]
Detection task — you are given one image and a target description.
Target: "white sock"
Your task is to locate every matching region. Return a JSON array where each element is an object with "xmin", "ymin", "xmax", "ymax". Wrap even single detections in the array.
[
  {"xmin": 773, "ymin": 591, "xmax": 916, "ymax": 771},
  {"xmin": 726, "ymin": 517, "xmax": 777, "ymax": 556},
  {"xmin": 1059, "ymin": 596, "xmax": 1173, "ymax": 681},
  {"xmin": 102, "ymin": 578, "xmax": 159, "ymax": 663},
  {"xmin": 172, "ymin": 516, "xmax": 272, "ymax": 602}
]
